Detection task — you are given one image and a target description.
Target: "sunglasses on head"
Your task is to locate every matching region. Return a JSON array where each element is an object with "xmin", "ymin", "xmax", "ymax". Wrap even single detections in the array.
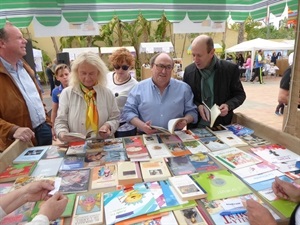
[{"xmin": 114, "ymin": 65, "xmax": 130, "ymax": 70}]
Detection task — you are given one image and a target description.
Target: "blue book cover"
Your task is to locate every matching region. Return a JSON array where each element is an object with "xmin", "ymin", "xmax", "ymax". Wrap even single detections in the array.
[
  {"xmin": 188, "ymin": 153, "xmax": 221, "ymax": 173},
  {"xmin": 249, "ymin": 175, "xmax": 293, "ymax": 191},
  {"xmin": 159, "ymin": 180, "xmax": 180, "ymax": 207},
  {"xmin": 225, "ymin": 123, "xmax": 254, "ymax": 136},
  {"xmin": 60, "ymin": 156, "xmax": 85, "ymax": 170},
  {"xmin": 13, "ymin": 146, "xmax": 50, "ymax": 163},
  {"xmin": 58, "ymin": 169, "xmax": 90, "ymax": 193},
  {"xmin": 166, "ymin": 155, "xmax": 196, "ymax": 176},
  {"xmin": 104, "ymin": 183, "xmax": 160, "ymax": 225},
  {"xmin": 190, "ymin": 128, "xmax": 215, "ymax": 139},
  {"xmin": 103, "ymin": 138, "xmax": 125, "ymax": 151}
]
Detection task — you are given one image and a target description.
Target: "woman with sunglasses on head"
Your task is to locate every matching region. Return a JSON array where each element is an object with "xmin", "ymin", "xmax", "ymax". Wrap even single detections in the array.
[
  {"xmin": 51, "ymin": 64, "xmax": 70, "ymax": 140},
  {"xmin": 54, "ymin": 52, "xmax": 120, "ymax": 143},
  {"xmin": 106, "ymin": 48, "xmax": 138, "ymax": 137}
]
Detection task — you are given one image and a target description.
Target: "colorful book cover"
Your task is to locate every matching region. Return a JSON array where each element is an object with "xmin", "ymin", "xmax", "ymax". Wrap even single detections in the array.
[
  {"xmin": 117, "ymin": 161, "xmax": 143, "ymax": 185},
  {"xmin": 104, "ymin": 183, "xmax": 160, "ymax": 225},
  {"xmin": 174, "ymin": 130, "xmax": 198, "ymax": 142},
  {"xmin": 91, "ymin": 164, "xmax": 117, "ymax": 189},
  {"xmin": 104, "ymin": 151, "xmax": 128, "ymax": 163},
  {"xmin": 125, "ymin": 145, "xmax": 149, "ymax": 158},
  {"xmin": 12, "ymin": 146, "xmax": 50, "ymax": 164},
  {"xmin": 43, "ymin": 145, "xmax": 66, "ymax": 159},
  {"xmin": 103, "ymin": 138, "xmax": 125, "ymax": 151},
  {"xmin": 158, "ymin": 180, "xmax": 181, "ymax": 208},
  {"xmin": 146, "ymin": 143, "xmax": 172, "ymax": 158},
  {"xmin": 209, "ymin": 147, "xmax": 262, "ymax": 170},
  {"xmin": 250, "ymin": 144, "xmax": 299, "ymax": 163},
  {"xmin": 190, "ymin": 128, "xmax": 215, "ymax": 139},
  {"xmin": 31, "ymin": 158, "xmax": 63, "ymax": 177},
  {"xmin": 60, "ymin": 156, "xmax": 85, "ymax": 170},
  {"xmin": 123, "ymin": 136, "xmax": 144, "ymax": 147},
  {"xmin": 0, "ymin": 162, "xmax": 37, "ymax": 183},
  {"xmin": 142, "ymin": 134, "xmax": 160, "ymax": 145},
  {"xmin": 146, "ymin": 181, "xmax": 167, "ymax": 208},
  {"xmin": 58, "ymin": 169, "xmax": 90, "ymax": 193},
  {"xmin": 166, "ymin": 155, "xmax": 196, "ymax": 176},
  {"xmin": 0, "ymin": 202, "xmax": 35, "ymax": 225},
  {"xmin": 224, "ymin": 123, "xmax": 254, "ymax": 136},
  {"xmin": 215, "ymin": 131, "xmax": 248, "ymax": 147},
  {"xmin": 140, "ymin": 159, "xmax": 171, "ymax": 182},
  {"xmin": 240, "ymin": 134, "xmax": 271, "ymax": 147},
  {"xmin": 158, "ymin": 134, "xmax": 182, "ymax": 144},
  {"xmin": 191, "ymin": 170, "xmax": 252, "ymax": 201},
  {"xmin": 71, "ymin": 193, "xmax": 103, "ymax": 225},
  {"xmin": 201, "ymin": 193, "xmax": 279, "ymax": 225},
  {"xmin": 85, "ymin": 139, "xmax": 105, "ymax": 152},
  {"xmin": 188, "ymin": 153, "xmax": 221, "ymax": 173},
  {"xmin": 199, "ymin": 136, "xmax": 230, "ymax": 152},
  {"xmin": 165, "ymin": 142, "xmax": 191, "ymax": 157},
  {"xmin": 173, "ymin": 207, "xmax": 209, "ymax": 225},
  {"xmin": 66, "ymin": 142, "xmax": 87, "ymax": 156},
  {"xmin": 84, "ymin": 151, "xmax": 105, "ymax": 167},
  {"xmin": 249, "ymin": 175, "xmax": 293, "ymax": 191},
  {"xmin": 183, "ymin": 140, "xmax": 209, "ymax": 154}
]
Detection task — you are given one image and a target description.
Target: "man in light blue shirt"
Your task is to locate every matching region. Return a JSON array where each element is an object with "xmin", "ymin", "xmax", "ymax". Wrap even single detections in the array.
[{"xmin": 123, "ymin": 52, "xmax": 198, "ymax": 134}]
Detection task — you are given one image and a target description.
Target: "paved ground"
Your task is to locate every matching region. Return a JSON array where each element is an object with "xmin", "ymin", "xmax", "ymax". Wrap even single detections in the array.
[{"xmin": 42, "ymin": 75, "xmax": 283, "ymax": 131}]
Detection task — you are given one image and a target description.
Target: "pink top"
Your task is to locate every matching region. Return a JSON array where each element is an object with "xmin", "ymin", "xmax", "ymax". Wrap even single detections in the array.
[{"xmin": 244, "ymin": 58, "xmax": 252, "ymax": 69}]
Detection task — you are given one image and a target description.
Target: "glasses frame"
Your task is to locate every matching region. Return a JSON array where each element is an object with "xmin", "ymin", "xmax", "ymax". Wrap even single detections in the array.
[
  {"xmin": 114, "ymin": 65, "xmax": 130, "ymax": 71},
  {"xmin": 154, "ymin": 63, "xmax": 173, "ymax": 71}
]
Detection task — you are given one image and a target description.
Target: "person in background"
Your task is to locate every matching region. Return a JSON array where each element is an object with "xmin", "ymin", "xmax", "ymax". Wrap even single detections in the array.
[
  {"xmin": 270, "ymin": 51, "xmax": 278, "ymax": 65},
  {"xmin": 183, "ymin": 34, "xmax": 246, "ymax": 128},
  {"xmin": 106, "ymin": 48, "xmax": 138, "ymax": 137},
  {"xmin": 250, "ymin": 49, "xmax": 264, "ymax": 84},
  {"xmin": 236, "ymin": 53, "xmax": 245, "ymax": 68},
  {"xmin": 123, "ymin": 52, "xmax": 198, "ymax": 134},
  {"xmin": 0, "ymin": 180, "xmax": 68, "ymax": 225},
  {"xmin": 54, "ymin": 52, "xmax": 120, "ymax": 143},
  {"xmin": 51, "ymin": 64, "xmax": 70, "ymax": 140},
  {"xmin": 243, "ymin": 55, "xmax": 252, "ymax": 82},
  {"xmin": 246, "ymin": 177, "xmax": 300, "ymax": 225},
  {"xmin": 0, "ymin": 22, "xmax": 52, "ymax": 151},
  {"xmin": 45, "ymin": 61, "xmax": 55, "ymax": 96},
  {"xmin": 288, "ymin": 52, "xmax": 294, "ymax": 66}
]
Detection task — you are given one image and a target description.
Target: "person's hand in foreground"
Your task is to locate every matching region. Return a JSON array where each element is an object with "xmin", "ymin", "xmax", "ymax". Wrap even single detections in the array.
[
  {"xmin": 245, "ymin": 199, "xmax": 276, "ymax": 225},
  {"xmin": 272, "ymin": 176, "xmax": 300, "ymax": 203}
]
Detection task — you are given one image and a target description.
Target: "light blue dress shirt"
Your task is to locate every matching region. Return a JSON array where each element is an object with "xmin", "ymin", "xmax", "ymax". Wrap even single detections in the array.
[
  {"xmin": 123, "ymin": 78, "xmax": 198, "ymax": 129},
  {"xmin": 0, "ymin": 58, "xmax": 45, "ymax": 128}
]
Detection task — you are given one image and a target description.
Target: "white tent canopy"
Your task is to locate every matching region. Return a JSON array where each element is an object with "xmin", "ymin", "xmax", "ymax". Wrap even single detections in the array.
[
  {"xmin": 225, "ymin": 38, "xmax": 294, "ymax": 73},
  {"xmin": 100, "ymin": 46, "xmax": 136, "ymax": 54},
  {"xmin": 139, "ymin": 42, "xmax": 174, "ymax": 54}
]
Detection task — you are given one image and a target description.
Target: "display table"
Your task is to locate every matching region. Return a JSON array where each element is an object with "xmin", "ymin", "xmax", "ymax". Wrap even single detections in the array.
[{"xmin": 1, "ymin": 113, "xmax": 299, "ymax": 225}]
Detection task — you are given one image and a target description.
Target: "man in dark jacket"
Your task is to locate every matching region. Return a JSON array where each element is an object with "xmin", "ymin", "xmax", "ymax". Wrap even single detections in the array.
[{"xmin": 183, "ymin": 35, "xmax": 246, "ymax": 128}]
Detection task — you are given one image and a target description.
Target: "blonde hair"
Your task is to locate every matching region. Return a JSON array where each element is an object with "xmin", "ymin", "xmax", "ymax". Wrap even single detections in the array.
[{"xmin": 69, "ymin": 52, "xmax": 108, "ymax": 87}]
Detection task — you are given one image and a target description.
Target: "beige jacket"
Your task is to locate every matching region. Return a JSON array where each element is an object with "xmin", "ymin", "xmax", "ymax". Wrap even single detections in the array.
[{"xmin": 54, "ymin": 84, "xmax": 120, "ymax": 137}]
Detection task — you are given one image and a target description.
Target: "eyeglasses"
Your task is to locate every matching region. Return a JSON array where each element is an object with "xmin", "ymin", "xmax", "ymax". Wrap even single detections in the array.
[
  {"xmin": 154, "ymin": 63, "xmax": 173, "ymax": 71},
  {"xmin": 114, "ymin": 65, "xmax": 130, "ymax": 71}
]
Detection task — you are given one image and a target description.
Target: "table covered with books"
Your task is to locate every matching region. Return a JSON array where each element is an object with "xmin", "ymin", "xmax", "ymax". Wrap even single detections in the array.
[{"xmin": 0, "ymin": 113, "xmax": 299, "ymax": 225}]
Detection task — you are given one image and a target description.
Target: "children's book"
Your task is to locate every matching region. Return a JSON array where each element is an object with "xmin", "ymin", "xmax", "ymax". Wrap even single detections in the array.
[
  {"xmin": 166, "ymin": 155, "xmax": 196, "ymax": 176},
  {"xmin": 60, "ymin": 156, "xmax": 85, "ymax": 170},
  {"xmin": 142, "ymin": 134, "xmax": 160, "ymax": 145},
  {"xmin": 240, "ymin": 133, "xmax": 271, "ymax": 147},
  {"xmin": 115, "ymin": 212, "xmax": 171, "ymax": 225},
  {"xmin": 214, "ymin": 131, "xmax": 248, "ymax": 147},
  {"xmin": 151, "ymin": 118, "xmax": 187, "ymax": 134},
  {"xmin": 199, "ymin": 136, "xmax": 230, "ymax": 152},
  {"xmin": 188, "ymin": 153, "xmax": 222, "ymax": 173},
  {"xmin": 0, "ymin": 162, "xmax": 37, "ymax": 183},
  {"xmin": 209, "ymin": 147, "xmax": 262, "ymax": 170},
  {"xmin": 201, "ymin": 193, "xmax": 280, "ymax": 225},
  {"xmin": 31, "ymin": 158, "xmax": 63, "ymax": 177},
  {"xmin": 202, "ymin": 102, "xmax": 221, "ymax": 127},
  {"xmin": 168, "ymin": 174, "xmax": 207, "ymax": 201},
  {"xmin": 58, "ymin": 169, "xmax": 90, "ymax": 193},
  {"xmin": 91, "ymin": 164, "xmax": 117, "ymax": 189},
  {"xmin": 190, "ymin": 128, "xmax": 215, "ymax": 139},
  {"xmin": 175, "ymin": 130, "xmax": 198, "ymax": 142},
  {"xmin": 165, "ymin": 142, "xmax": 191, "ymax": 157},
  {"xmin": 250, "ymin": 144, "xmax": 300, "ymax": 164},
  {"xmin": 0, "ymin": 202, "xmax": 35, "ymax": 225},
  {"xmin": 104, "ymin": 183, "xmax": 160, "ymax": 225},
  {"xmin": 173, "ymin": 206, "xmax": 209, "ymax": 225},
  {"xmin": 103, "ymin": 138, "xmax": 125, "ymax": 151},
  {"xmin": 146, "ymin": 143, "xmax": 173, "ymax": 158},
  {"xmin": 183, "ymin": 140, "xmax": 209, "ymax": 154},
  {"xmin": 146, "ymin": 181, "xmax": 167, "ymax": 208},
  {"xmin": 117, "ymin": 161, "xmax": 143, "ymax": 186},
  {"xmin": 224, "ymin": 123, "xmax": 254, "ymax": 136},
  {"xmin": 0, "ymin": 182, "xmax": 13, "ymax": 196},
  {"xmin": 140, "ymin": 158, "xmax": 171, "ymax": 182},
  {"xmin": 12, "ymin": 146, "xmax": 50, "ymax": 163},
  {"xmin": 71, "ymin": 193, "xmax": 104, "ymax": 225},
  {"xmin": 191, "ymin": 170, "xmax": 252, "ymax": 201}
]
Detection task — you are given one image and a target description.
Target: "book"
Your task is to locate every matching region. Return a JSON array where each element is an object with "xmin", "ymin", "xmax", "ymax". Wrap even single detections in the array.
[
  {"xmin": 60, "ymin": 156, "xmax": 85, "ymax": 170},
  {"xmin": 125, "ymin": 145, "xmax": 149, "ymax": 158},
  {"xmin": 168, "ymin": 174, "xmax": 207, "ymax": 201},
  {"xmin": 209, "ymin": 147, "xmax": 262, "ymax": 170},
  {"xmin": 103, "ymin": 150, "xmax": 128, "ymax": 163},
  {"xmin": 146, "ymin": 143, "xmax": 173, "ymax": 158},
  {"xmin": 103, "ymin": 138, "xmax": 125, "ymax": 151},
  {"xmin": 123, "ymin": 136, "xmax": 144, "ymax": 147},
  {"xmin": 115, "ymin": 212, "xmax": 172, "ymax": 225},
  {"xmin": 243, "ymin": 169, "xmax": 284, "ymax": 185},
  {"xmin": 140, "ymin": 158, "xmax": 171, "ymax": 182},
  {"xmin": 224, "ymin": 123, "xmax": 254, "ymax": 136},
  {"xmin": 31, "ymin": 157, "xmax": 63, "ymax": 177},
  {"xmin": 174, "ymin": 130, "xmax": 198, "ymax": 142},
  {"xmin": 173, "ymin": 206, "xmax": 209, "ymax": 225},
  {"xmin": 91, "ymin": 164, "xmax": 118, "ymax": 189},
  {"xmin": 151, "ymin": 118, "xmax": 188, "ymax": 134},
  {"xmin": 240, "ymin": 133, "xmax": 271, "ymax": 147},
  {"xmin": 166, "ymin": 155, "xmax": 196, "ymax": 176},
  {"xmin": 58, "ymin": 169, "xmax": 90, "ymax": 193},
  {"xmin": 64, "ymin": 131, "xmax": 95, "ymax": 140},
  {"xmin": 183, "ymin": 140, "xmax": 209, "ymax": 154},
  {"xmin": 71, "ymin": 193, "xmax": 104, "ymax": 225},
  {"xmin": 84, "ymin": 151, "xmax": 105, "ymax": 167},
  {"xmin": 165, "ymin": 142, "xmax": 191, "ymax": 157},
  {"xmin": 142, "ymin": 134, "xmax": 160, "ymax": 145},
  {"xmin": 214, "ymin": 131, "xmax": 248, "ymax": 147},
  {"xmin": 0, "ymin": 202, "xmax": 35, "ymax": 225},
  {"xmin": 146, "ymin": 181, "xmax": 167, "ymax": 208},
  {"xmin": 66, "ymin": 142, "xmax": 87, "ymax": 156},
  {"xmin": 12, "ymin": 145, "xmax": 50, "ymax": 163},
  {"xmin": 190, "ymin": 128, "xmax": 215, "ymax": 139},
  {"xmin": 199, "ymin": 136, "xmax": 230, "ymax": 152},
  {"xmin": 158, "ymin": 180, "xmax": 182, "ymax": 208},
  {"xmin": 249, "ymin": 175, "xmax": 293, "ymax": 191},
  {"xmin": 202, "ymin": 102, "xmax": 221, "ymax": 127},
  {"xmin": 0, "ymin": 162, "xmax": 37, "ymax": 183},
  {"xmin": 104, "ymin": 183, "xmax": 160, "ymax": 225},
  {"xmin": 191, "ymin": 170, "xmax": 252, "ymax": 201},
  {"xmin": 158, "ymin": 133, "xmax": 182, "ymax": 144},
  {"xmin": 117, "ymin": 161, "xmax": 143, "ymax": 186},
  {"xmin": 188, "ymin": 153, "xmax": 222, "ymax": 173},
  {"xmin": 43, "ymin": 145, "xmax": 66, "ymax": 159}
]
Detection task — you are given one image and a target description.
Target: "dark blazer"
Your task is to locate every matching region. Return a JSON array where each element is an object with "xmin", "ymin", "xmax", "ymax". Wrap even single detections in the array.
[{"xmin": 183, "ymin": 58, "xmax": 246, "ymax": 127}]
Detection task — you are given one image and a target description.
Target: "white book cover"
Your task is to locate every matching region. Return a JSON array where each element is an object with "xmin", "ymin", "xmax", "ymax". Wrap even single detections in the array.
[
  {"xmin": 183, "ymin": 140, "xmax": 209, "ymax": 154},
  {"xmin": 215, "ymin": 131, "xmax": 248, "ymax": 147},
  {"xmin": 31, "ymin": 157, "xmax": 63, "ymax": 177},
  {"xmin": 243, "ymin": 170, "xmax": 284, "ymax": 184},
  {"xmin": 209, "ymin": 147, "xmax": 262, "ymax": 170},
  {"xmin": 146, "ymin": 143, "xmax": 173, "ymax": 158},
  {"xmin": 174, "ymin": 130, "xmax": 198, "ymax": 142},
  {"xmin": 140, "ymin": 159, "xmax": 171, "ymax": 182},
  {"xmin": 142, "ymin": 134, "xmax": 160, "ymax": 145},
  {"xmin": 273, "ymin": 160, "xmax": 299, "ymax": 173},
  {"xmin": 233, "ymin": 161, "xmax": 278, "ymax": 179},
  {"xmin": 66, "ymin": 143, "xmax": 86, "ymax": 155},
  {"xmin": 258, "ymin": 188, "xmax": 278, "ymax": 201},
  {"xmin": 13, "ymin": 146, "xmax": 50, "ymax": 163}
]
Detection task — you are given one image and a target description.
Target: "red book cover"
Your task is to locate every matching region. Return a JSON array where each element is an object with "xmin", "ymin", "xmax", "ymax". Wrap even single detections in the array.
[
  {"xmin": 126, "ymin": 145, "xmax": 149, "ymax": 158},
  {"xmin": 0, "ymin": 162, "xmax": 37, "ymax": 183}
]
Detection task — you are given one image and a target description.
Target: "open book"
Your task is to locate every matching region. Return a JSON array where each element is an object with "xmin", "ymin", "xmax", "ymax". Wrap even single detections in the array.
[
  {"xmin": 202, "ymin": 102, "xmax": 221, "ymax": 127},
  {"xmin": 63, "ymin": 131, "xmax": 95, "ymax": 140},
  {"xmin": 150, "ymin": 118, "xmax": 187, "ymax": 134}
]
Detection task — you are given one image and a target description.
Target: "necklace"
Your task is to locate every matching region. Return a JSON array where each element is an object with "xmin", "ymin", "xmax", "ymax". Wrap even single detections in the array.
[{"xmin": 114, "ymin": 73, "xmax": 130, "ymax": 84}]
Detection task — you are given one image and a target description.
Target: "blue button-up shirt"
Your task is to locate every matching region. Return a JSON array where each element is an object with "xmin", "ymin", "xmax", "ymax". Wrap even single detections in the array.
[{"xmin": 123, "ymin": 78, "xmax": 198, "ymax": 129}]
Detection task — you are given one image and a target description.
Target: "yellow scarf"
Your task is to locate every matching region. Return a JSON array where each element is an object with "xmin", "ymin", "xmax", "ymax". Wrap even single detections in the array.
[{"xmin": 80, "ymin": 83, "xmax": 98, "ymax": 132}]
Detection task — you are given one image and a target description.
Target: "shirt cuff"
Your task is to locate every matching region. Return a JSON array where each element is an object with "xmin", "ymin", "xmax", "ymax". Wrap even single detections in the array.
[{"xmin": 31, "ymin": 214, "xmax": 49, "ymax": 224}]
